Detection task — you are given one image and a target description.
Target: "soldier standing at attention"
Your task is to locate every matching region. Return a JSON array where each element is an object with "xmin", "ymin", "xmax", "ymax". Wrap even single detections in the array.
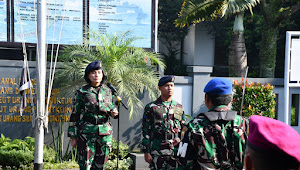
[
  {"xmin": 178, "ymin": 77, "xmax": 248, "ymax": 169},
  {"xmin": 68, "ymin": 61, "xmax": 118, "ymax": 170},
  {"xmin": 245, "ymin": 115, "xmax": 300, "ymax": 170},
  {"xmin": 141, "ymin": 75, "xmax": 186, "ymax": 170}
]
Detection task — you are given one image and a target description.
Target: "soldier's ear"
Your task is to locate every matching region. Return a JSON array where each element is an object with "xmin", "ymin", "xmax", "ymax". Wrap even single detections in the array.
[
  {"xmin": 245, "ymin": 153, "xmax": 253, "ymax": 170},
  {"xmin": 205, "ymin": 94, "xmax": 212, "ymax": 108}
]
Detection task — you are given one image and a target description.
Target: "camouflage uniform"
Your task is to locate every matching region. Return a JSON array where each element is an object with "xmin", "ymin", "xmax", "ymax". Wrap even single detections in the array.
[
  {"xmin": 68, "ymin": 84, "xmax": 116, "ymax": 170},
  {"xmin": 178, "ymin": 106, "xmax": 248, "ymax": 170},
  {"xmin": 141, "ymin": 97, "xmax": 186, "ymax": 170}
]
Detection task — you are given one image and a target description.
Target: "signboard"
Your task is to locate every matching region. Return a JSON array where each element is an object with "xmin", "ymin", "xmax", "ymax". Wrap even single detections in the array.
[
  {"xmin": 89, "ymin": 0, "xmax": 152, "ymax": 48},
  {"xmin": 14, "ymin": 0, "xmax": 83, "ymax": 44},
  {"xmin": 2, "ymin": 0, "xmax": 156, "ymax": 48},
  {"xmin": 290, "ymin": 39, "xmax": 300, "ymax": 81},
  {"xmin": 0, "ymin": 61, "xmax": 72, "ymax": 139},
  {"xmin": 0, "ymin": 0, "xmax": 7, "ymax": 41},
  {"xmin": 284, "ymin": 31, "xmax": 300, "ymax": 126}
]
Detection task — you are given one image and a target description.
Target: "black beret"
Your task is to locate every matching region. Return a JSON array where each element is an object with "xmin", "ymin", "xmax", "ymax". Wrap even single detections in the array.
[
  {"xmin": 85, "ymin": 61, "xmax": 102, "ymax": 76},
  {"xmin": 84, "ymin": 61, "xmax": 103, "ymax": 83},
  {"xmin": 158, "ymin": 75, "xmax": 175, "ymax": 86}
]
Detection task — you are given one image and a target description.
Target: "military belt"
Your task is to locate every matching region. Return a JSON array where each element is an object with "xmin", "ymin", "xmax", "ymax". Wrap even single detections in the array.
[
  {"xmin": 153, "ymin": 132, "xmax": 178, "ymax": 141},
  {"xmin": 165, "ymin": 133, "xmax": 176, "ymax": 141},
  {"xmin": 82, "ymin": 116, "xmax": 108, "ymax": 125}
]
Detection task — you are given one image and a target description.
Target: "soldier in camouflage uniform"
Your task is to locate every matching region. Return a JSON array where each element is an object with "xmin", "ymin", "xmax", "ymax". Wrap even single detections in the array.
[
  {"xmin": 245, "ymin": 115, "xmax": 300, "ymax": 170},
  {"xmin": 178, "ymin": 78, "xmax": 248, "ymax": 170},
  {"xmin": 68, "ymin": 61, "xmax": 118, "ymax": 170},
  {"xmin": 141, "ymin": 75, "xmax": 186, "ymax": 170}
]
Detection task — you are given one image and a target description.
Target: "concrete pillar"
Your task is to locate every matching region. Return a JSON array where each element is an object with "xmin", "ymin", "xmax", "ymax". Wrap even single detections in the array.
[
  {"xmin": 183, "ymin": 24, "xmax": 215, "ymax": 66},
  {"xmin": 187, "ymin": 66, "xmax": 213, "ymax": 116}
]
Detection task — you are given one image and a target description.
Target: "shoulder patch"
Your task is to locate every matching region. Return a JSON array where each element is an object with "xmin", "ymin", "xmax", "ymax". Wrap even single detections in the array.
[
  {"xmin": 150, "ymin": 103, "xmax": 157, "ymax": 108},
  {"xmin": 180, "ymin": 126, "xmax": 189, "ymax": 139}
]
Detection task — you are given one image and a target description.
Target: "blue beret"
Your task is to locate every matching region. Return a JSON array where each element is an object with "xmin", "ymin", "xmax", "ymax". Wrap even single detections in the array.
[
  {"xmin": 204, "ymin": 78, "xmax": 232, "ymax": 95},
  {"xmin": 158, "ymin": 75, "xmax": 175, "ymax": 86},
  {"xmin": 85, "ymin": 61, "xmax": 102, "ymax": 76}
]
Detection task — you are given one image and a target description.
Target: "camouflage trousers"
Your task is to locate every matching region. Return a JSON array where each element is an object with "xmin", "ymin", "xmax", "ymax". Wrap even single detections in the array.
[{"xmin": 77, "ymin": 134, "xmax": 112, "ymax": 170}]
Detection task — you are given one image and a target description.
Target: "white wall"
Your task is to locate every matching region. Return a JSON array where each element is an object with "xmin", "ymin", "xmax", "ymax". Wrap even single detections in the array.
[
  {"xmin": 173, "ymin": 84, "xmax": 193, "ymax": 117},
  {"xmin": 183, "ymin": 26, "xmax": 195, "ymax": 65},
  {"xmin": 183, "ymin": 24, "xmax": 215, "ymax": 66},
  {"xmin": 194, "ymin": 24, "xmax": 215, "ymax": 66}
]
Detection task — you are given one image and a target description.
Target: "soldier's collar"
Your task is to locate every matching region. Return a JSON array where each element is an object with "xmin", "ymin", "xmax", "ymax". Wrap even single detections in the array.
[
  {"xmin": 203, "ymin": 111, "xmax": 237, "ymax": 121},
  {"xmin": 84, "ymin": 84, "xmax": 102, "ymax": 92},
  {"xmin": 162, "ymin": 101, "xmax": 171, "ymax": 107},
  {"xmin": 156, "ymin": 96, "xmax": 176, "ymax": 106},
  {"xmin": 208, "ymin": 105, "xmax": 228, "ymax": 112}
]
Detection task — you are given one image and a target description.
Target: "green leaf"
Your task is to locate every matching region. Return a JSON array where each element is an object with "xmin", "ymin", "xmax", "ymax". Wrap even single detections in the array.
[
  {"xmin": 175, "ymin": 0, "xmax": 260, "ymax": 27},
  {"xmin": 56, "ymin": 31, "xmax": 165, "ymax": 118}
]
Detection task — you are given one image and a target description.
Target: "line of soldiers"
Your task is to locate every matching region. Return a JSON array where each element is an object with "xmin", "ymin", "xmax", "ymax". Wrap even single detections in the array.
[
  {"xmin": 67, "ymin": 60, "xmax": 300, "ymax": 170},
  {"xmin": 141, "ymin": 76, "xmax": 300, "ymax": 170}
]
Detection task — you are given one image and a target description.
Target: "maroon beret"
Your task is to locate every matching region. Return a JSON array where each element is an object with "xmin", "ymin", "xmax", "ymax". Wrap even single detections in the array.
[{"xmin": 248, "ymin": 115, "xmax": 300, "ymax": 162}]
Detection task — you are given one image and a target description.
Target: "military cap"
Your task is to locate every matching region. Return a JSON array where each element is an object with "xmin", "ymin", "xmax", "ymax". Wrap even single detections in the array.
[
  {"xmin": 248, "ymin": 115, "xmax": 300, "ymax": 162},
  {"xmin": 204, "ymin": 77, "xmax": 232, "ymax": 95},
  {"xmin": 158, "ymin": 75, "xmax": 175, "ymax": 86},
  {"xmin": 85, "ymin": 61, "xmax": 102, "ymax": 75},
  {"xmin": 84, "ymin": 61, "xmax": 103, "ymax": 83}
]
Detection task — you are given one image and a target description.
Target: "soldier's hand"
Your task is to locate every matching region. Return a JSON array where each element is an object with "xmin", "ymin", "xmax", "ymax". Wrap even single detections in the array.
[
  {"xmin": 71, "ymin": 137, "xmax": 77, "ymax": 148},
  {"xmin": 111, "ymin": 108, "xmax": 119, "ymax": 117},
  {"xmin": 144, "ymin": 153, "xmax": 153, "ymax": 164}
]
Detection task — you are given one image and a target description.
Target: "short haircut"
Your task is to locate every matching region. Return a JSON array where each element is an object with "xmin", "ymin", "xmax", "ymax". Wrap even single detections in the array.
[
  {"xmin": 206, "ymin": 93, "xmax": 232, "ymax": 106},
  {"xmin": 246, "ymin": 144, "xmax": 299, "ymax": 170}
]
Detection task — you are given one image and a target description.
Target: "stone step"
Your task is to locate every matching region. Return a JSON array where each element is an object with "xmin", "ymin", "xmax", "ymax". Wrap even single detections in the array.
[{"xmin": 128, "ymin": 153, "xmax": 150, "ymax": 170}]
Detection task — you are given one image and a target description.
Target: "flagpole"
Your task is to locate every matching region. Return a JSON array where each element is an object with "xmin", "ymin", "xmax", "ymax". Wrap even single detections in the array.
[{"xmin": 35, "ymin": 0, "xmax": 46, "ymax": 169}]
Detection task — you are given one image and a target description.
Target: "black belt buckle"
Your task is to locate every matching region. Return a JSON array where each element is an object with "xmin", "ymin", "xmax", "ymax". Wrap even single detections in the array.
[
  {"xmin": 94, "ymin": 118, "xmax": 100, "ymax": 124},
  {"xmin": 165, "ymin": 133, "xmax": 174, "ymax": 140},
  {"xmin": 95, "ymin": 117, "xmax": 107, "ymax": 124},
  {"xmin": 83, "ymin": 116, "xmax": 107, "ymax": 125}
]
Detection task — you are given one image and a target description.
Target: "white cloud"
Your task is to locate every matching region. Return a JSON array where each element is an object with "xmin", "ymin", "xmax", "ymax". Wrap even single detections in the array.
[
  {"xmin": 120, "ymin": 0, "xmax": 151, "ymax": 13},
  {"xmin": 63, "ymin": 0, "xmax": 82, "ymax": 10}
]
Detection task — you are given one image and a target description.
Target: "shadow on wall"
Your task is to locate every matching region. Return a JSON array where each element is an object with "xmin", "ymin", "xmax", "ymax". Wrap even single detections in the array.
[
  {"xmin": 122, "ymin": 119, "xmax": 142, "ymax": 151},
  {"xmin": 193, "ymin": 102, "xmax": 207, "ymax": 117}
]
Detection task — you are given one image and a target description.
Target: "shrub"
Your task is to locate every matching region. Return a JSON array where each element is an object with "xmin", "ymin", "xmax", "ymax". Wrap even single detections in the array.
[
  {"xmin": 0, "ymin": 135, "xmax": 57, "ymax": 169},
  {"xmin": 43, "ymin": 160, "xmax": 79, "ymax": 169},
  {"xmin": 109, "ymin": 139, "xmax": 130, "ymax": 160},
  {"xmin": 0, "ymin": 134, "xmax": 133, "ymax": 169},
  {"xmin": 106, "ymin": 157, "xmax": 133, "ymax": 170},
  {"xmin": 232, "ymin": 80, "xmax": 276, "ymax": 118},
  {"xmin": 0, "ymin": 150, "xmax": 34, "ymax": 167},
  {"xmin": 105, "ymin": 139, "xmax": 133, "ymax": 169},
  {"xmin": 24, "ymin": 136, "xmax": 35, "ymax": 151},
  {"xmin": 291, "ymin": 106, "xmax": 296, "ymax": 126},
  {"xmin": 43, "ymin": 145, "xmax": 57, "ymax": 163},
  {"xmin": 0, "ymin": 134, "xmax": 11, "ymax": 149}
]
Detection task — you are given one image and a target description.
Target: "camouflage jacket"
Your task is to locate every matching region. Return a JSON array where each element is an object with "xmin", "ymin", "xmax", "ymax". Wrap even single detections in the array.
[
  {"xmin": 178, "ymin": 107, "xmax": 248, "ymax": 170},
  {"xmin": 141, "ymin": 97, "xmax": 186, "ymax": 155},
  {"xmin": 67, "ymin": 84, "xmax": 116, "ymax": 138}
]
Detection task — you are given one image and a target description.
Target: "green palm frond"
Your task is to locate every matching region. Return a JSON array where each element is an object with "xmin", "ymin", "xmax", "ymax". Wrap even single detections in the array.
[
  {"xmin": 222, "ymin": 0, "xmax": 259, "ymax": 17},
  {"xmin": 56, "ymin": 31, "xmax": 165, "ymax": 118},
  {"xmin": 176, "ymin": 0, "xmax": 260, "ymax": 27},
  {"xmin": 176, "ymin": 0, "xmax": 223, "ymax": 27}
]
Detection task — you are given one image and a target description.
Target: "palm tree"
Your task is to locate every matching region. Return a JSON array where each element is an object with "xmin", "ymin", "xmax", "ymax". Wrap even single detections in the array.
[
  {"xmin": 56, "ymin": 31, "xmax": 165, "ymax": 118},
  {"xmin": 259, "ymin": 1, "xmax": 300, "ymax": 78},
  {"xmin": 175, "ymin": 0, "xmax": 260, "ymax": 77}
]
